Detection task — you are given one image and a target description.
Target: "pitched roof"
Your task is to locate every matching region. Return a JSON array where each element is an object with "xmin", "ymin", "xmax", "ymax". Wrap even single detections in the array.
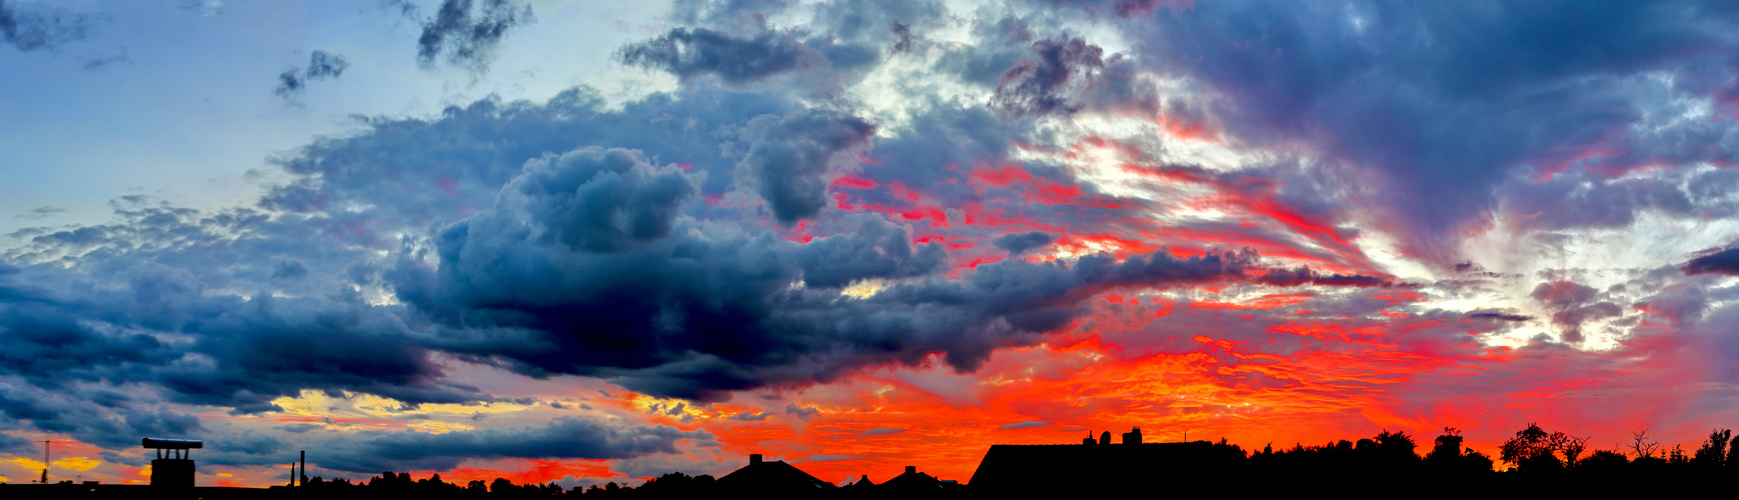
[
  {"xmin": 879, "ymin": 470, "xmax": 941, "ymax": 490},
  {"xmin": 716, "ymin": 460, "xmax": 834, "ymax": 492}
]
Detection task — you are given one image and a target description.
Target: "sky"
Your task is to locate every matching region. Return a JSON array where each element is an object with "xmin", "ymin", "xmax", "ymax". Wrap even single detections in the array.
[{"xmin": 3, "ymin": 0, "xmax": 1739, "ymax": 489}]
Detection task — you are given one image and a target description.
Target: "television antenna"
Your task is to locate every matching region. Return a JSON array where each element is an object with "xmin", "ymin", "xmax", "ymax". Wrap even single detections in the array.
[{"xmin": 38, "ymin": 440, "xmax": 51, "ymax": 484}]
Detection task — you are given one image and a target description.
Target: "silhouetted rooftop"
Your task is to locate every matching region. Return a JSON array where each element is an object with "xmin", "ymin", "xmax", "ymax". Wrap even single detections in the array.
[
  {"xmin": 716, "ymin": 455, "xmax": 835, "ymax": 493},
  {"xmin": 880, "ymin": 466, "xmax": 942, "ymax": 490},
  {"xmin": 849, "ymin": 474, "xmax": 875, "ymax": 488}
]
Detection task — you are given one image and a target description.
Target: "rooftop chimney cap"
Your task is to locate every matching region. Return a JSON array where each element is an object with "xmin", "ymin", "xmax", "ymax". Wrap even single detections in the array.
[
  {"xmin": 749, "ymin": 454, "xmax": 763, "ymax": 465},
  {"xmin": 142, "ymin": 438, "xmax": 203, "ymax": 449},
  {"xmin": 905, "ymin": 466, "xmax": 916, "ymax": 474}
]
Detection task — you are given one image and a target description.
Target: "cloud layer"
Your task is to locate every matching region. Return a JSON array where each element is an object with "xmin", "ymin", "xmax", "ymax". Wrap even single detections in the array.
[{"xmin": 5, "ymin": 0, "xmax": 1739, "ymax": 489}]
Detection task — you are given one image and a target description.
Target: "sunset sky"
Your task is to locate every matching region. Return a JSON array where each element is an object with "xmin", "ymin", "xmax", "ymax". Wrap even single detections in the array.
[{"xmin": 5, "ymin": 0, "xmax": 1739, "ymax": 489}]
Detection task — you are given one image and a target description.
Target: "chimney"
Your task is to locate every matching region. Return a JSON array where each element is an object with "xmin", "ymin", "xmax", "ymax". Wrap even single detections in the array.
[
  {"xmin": 299, "ymin": 450, "xmax": 306, "ymax": 487},
  {"xmin": 905, "ymin": 466, "xmax": 916, "ymax": 474},
  {"xmin": 749, "ymin": 454, "xmax": 763, "ymax": 465}
]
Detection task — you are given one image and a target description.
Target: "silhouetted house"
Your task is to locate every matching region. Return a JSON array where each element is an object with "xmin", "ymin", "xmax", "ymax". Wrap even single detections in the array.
[
  {"xmin": 716, "ymin": 454, "xmax": 835, "ymax": 495},
  {"xmin": 849, "ymin": 474, "xmax": 876, "ymax": 488},
  {"xmin": 879, "ymin": 466, "xmax": 941, "ymax": 491},
  {"xmin": 970, "ymin": 429, "xmax": 1246, "ymax": 494}
]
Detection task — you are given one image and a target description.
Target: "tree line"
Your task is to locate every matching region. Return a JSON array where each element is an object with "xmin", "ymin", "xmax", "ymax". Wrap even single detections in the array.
[{"xmin": 278, "ymin": 424, "xmax": 1739, "ymax": 498}]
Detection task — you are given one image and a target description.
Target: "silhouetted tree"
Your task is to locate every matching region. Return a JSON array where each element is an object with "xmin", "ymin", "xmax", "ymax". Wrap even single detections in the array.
[
  {"xmin": 1579, "ymin": 449, "xmax": 1630, "ymax": 476},
  {"xmin": 1631, "ymin": 429, "xmax": 1662, "ymax": 459},
  {"xmin": 1462, "ymin": 448, "xmax": 1495, "ymax": 474},
  {"xmin": 1424, "ymin": 427, "xmax": 1493, "ymax": 474},
  {"xmin": 1501, "ymin": 423, "xmax": 1565, "ymax": 472},
  {"xmin": 1425, "ymin": 428, "xmax": 1463, "ymax": 462},
  {"xmin": 635, "ymin": 471, "xmax": 716, "ymax": 496},
  {"xmin": 1694, "ymin": 429, "xmax": 1731, "ymax": 471},
  {"xmin": 1374, "ymin": 429, "xmax": 1418, "ymax": 461},
  {"xmin": 1670, "ymin": 444, "xmax": 1690, "ymax": 465},
  {"xmin": 1561, "ymin": 434, "xmax": 1588, "ymax": 468},
  {"xmin": 1729, "ymin": 432, "xmax": 1739, "ymax": 474}
]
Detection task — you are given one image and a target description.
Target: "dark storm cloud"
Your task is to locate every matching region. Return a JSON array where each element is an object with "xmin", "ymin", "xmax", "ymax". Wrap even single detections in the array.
[
  {"xmin": 0, "ymin": 431, "xmax": 29, "ymax": 452},
  {"xmin": 992, "ymin": 231, "xmax": 1056, "ymax": 255},
  {"xmin": 735, "ymin": 111, "xmax": 876, "ymax": 224},
  {"xmin": 317, "ymin": 417, "xmax": 710, "ymax": 473},
  {"xmin": 155, "ymin": 292, "xmax": 482, "ymax": 414},
  {"xmin": 499, "ymin": 147, "xmax": 700, "ymax": 253},
  {"xmin": 990, "ymin": 36, "xmax": 1105, "ymax": 119},
  {"xmin": 0, "ymin": 263, "xmax": 188, "ymax": 393},
  {"xmin": 798, "ymin": 214, "xmax": 945, "ymax": 287},
  {"xmin": 1685, "ymin": 246, "xmax": 1739, "ymax": 276},
  {"xmin": 1132, "ymin": 0, "xmax": 1739, "ymax": 256},
  {"xmin": 0, "ymin": 200, "xmax": 482, "ymax": 415},
  {"xmin": 0, "ymin": 386, "xmax": 203, "ymax": 449},
  {"xmin": 194, "ymin": 431, "xmax": 291, "ymax": 467},
  {"xmin": 384, "ymin": 147, "xmax": 1384, "ymax": 401},
  {"xmin": 0, "ymin": 302, "xmax": 173, "ymax": 389},
  {"xmin": 416, "ymin": 0, "xmax": 533, "ymax": 73},
  {"xmin": 618, "ymin": 27, "xmax": 825, "ymax": 85},
  {"xmin": 0, "ymin": 0, "xmax": 87, "ymax": 52},
  {"xmin": 1251, "ymin": 265, "xmax": 1399, "ymax": 288}
]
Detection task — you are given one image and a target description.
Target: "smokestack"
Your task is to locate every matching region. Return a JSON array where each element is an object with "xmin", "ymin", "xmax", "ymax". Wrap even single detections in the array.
[
  {"xmin": 749, "ymin": 454, "xmax": 762, "ymax": 465},
  {"xmin": 299, "ymin": 450, "xmax": 306, "ymax": 487}
]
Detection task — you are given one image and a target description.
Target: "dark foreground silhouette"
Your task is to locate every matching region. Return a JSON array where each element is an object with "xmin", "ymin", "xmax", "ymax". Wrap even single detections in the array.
[{"xmin": 5, "ymin": 424, "xmax": 1738, "ymax": 498}]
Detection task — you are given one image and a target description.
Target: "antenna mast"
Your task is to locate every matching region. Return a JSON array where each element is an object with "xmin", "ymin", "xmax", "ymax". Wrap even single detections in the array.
[{"xmin": 40, "ymin": 440, "xmax": 51, "ymax": 484}]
